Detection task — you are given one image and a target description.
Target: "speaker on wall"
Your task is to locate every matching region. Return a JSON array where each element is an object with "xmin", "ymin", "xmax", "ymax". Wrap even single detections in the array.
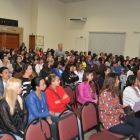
[{"xmin": 0, "ymin": 18, "xmax": 18, "ymax": 27}]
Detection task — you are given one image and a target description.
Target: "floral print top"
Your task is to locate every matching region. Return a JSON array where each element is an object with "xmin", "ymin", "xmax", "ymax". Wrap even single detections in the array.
[{"xmin": 99, "ymin": 90, "xmax": 123, "ymax": 129}]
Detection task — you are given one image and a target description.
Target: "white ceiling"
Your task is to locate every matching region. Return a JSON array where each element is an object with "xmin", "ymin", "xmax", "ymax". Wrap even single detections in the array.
[{"xmin": 56, "ymin": 0, "xmax": 87, "ymax": 3}]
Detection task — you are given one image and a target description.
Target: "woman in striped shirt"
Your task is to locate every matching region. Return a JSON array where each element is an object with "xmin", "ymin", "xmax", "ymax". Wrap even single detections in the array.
[{"xmin": 20, "ymin": 64, "xmax": 33, "ymax": 98}]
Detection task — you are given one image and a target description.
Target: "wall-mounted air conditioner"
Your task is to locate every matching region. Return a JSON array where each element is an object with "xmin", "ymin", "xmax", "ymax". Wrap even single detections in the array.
[{"xmin": 70, "ymin": 17, "xmax": 87, "ymax": 22}]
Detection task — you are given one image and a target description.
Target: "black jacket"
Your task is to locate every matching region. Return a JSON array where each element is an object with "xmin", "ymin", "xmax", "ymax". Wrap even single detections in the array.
[
  {"xmin": 62, "ymin": 70, "xmax": 79, "ymax": 85},
  {"xmin": 0, "ymin": 78, "xmax": 4, "ymax": 98},
  {"xmin": 40, "ymin": 68, "xmax": 54, "ymax": 78},
  {"xmin": 13, "ymin": 63, "xmax": 24, "ymax": 73},
  {"xmin": 0, "ymin": 98, "xmax": 28, "ymax": 137}
]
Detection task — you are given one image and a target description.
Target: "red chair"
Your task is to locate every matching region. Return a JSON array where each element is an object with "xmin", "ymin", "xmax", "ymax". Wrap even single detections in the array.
[
  {"xmin": 93, "ymin": 64, "xmax": 98, "ymax": 73},
  {"xmin": 13, "ymin": 72, "xmax": 22, "ymax": 78},
  {"xmin": 24, "ymin": 118, "xmax": 52, "ymax": 140},
  {"xmin": 93, "ymin": 71, "xmax": 97, "ymax": 82},
  {"xmin": 58, "ymin": 110, "xmax": 80, "ymax": 140},
  {"xmin": 86, "ymin": 66, "xmax": 93, "ymax": 71},
  {"xmin": 0, "ymin": 132, "xmax": 16, "ymax": 140},
  {"xmin": 99, "ymin": 64, "xmax": 105, "ymax": 73},
  {"xmin": 63, "ymin": 86, "xmax": 75, "ymax": 106},
  {"xmin": 79, "ymin": 102, "xmax": 120, "ymax": 140}
]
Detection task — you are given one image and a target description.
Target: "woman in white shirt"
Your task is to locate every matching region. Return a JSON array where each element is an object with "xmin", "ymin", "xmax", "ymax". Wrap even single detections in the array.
[
  {"xmin": 35, "ymin": 57, "xmax": 44, "ymax": 76},
  {"xmin": 74, "ymin": 62, "xmax": 84, "ymax": 84},
  {"xmin": 123, "ymin": 75, "xmax": 140, "ymax": 117}
]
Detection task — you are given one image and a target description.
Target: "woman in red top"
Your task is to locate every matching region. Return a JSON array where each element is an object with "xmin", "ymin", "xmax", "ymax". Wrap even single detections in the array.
[
  {"xmin": 39, "ymin": 48, "xmax": 44, "ymax": 57},
  {"xmin": 99, "ymin": 73, "xmax": 140, "ymax": 139},
  {"xmin": 45, "ymin": 74, "xmax": 70, "ymax": 116}
]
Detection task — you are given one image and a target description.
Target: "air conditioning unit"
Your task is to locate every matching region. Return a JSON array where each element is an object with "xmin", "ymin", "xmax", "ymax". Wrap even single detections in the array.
[{"xmin": 70, "ymin": 17, "xmax": 87, "ymax": 22}]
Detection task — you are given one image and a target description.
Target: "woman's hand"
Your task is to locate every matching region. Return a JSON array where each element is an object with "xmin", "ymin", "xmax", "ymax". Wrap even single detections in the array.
[
  {"xmin": 119, "ymin": 108, "xmax": 125, "ymax": 114},
  {"xmin": 49, "ymin": 111, "xmax": 55, "ymax": 115},
  {"xmin": 55, "ymin": 100, "xmax": 61, "ymax": 104},
  {"xmin": 63, "ymin": 94, "xmax": 68, "ymax": 99},
  {"xmin": 94, "ymin": 99, "xmax": 98, "ymax": 104},
  {"xmin": 47, "ymin": 117, "xmax": 52, "ymax": 124}
]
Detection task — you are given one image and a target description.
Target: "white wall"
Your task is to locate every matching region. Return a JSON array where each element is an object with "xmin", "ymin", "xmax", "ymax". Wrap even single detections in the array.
[
  {"xmin": 0, "ymin": 0, "xmax": 31, "ymax": 47},
  {"xmin": 64, "ymin": 0, "xmax": 140, "ymax": 57},
  {"xmin": 37, "ymin": 0, "xmax": 65, "ymax": 51}
]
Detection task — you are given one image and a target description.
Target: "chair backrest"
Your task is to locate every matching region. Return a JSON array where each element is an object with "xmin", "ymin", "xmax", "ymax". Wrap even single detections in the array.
[
  {"xmin": 80, "ymin": 102, "xmax": 99, "ymax": 132},
  {"xmin": 13, "ymin": 72, "xmax": 22, "ymax": 78},
  {"xmin": 93, "ymin": 64, "xmax": 98, "ymax": 73},
  {"xmin": 86, "ymin": 66, "xmax": 93, "ymax": 71},
  {"xmin": 63, "ymin": 86, "xmax": 74, "ymax": 104},
  {"xmin": 93, "ymin": 71, "xmax": 97, "ymax": 81},
  {"xmin": 0, "ymin": 132, "xmax": 16, "ymax": 140},
  {"xmin": 58, "ymin": 110, "xmax": 79, "ymax": 140},
  {"xmin": 24, "ymin": 118, "xmax": 51, "ymax": 140},
  {"xmin": 99, "ymin": 64, "xmax": 105, "ymax": 73}
]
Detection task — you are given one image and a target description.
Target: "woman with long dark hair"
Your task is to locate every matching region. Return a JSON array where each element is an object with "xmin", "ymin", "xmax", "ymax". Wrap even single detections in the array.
[
  {"xmin": 99, "ymin": 73, "xmax": 140, "ymax": 139},
  {"xmin": 77, "ymin": 69, "xmax": 98, "ymax": 104},
  {"xmin": 13, "ymin": 55, "xmax": 24, "ymax": 73}
]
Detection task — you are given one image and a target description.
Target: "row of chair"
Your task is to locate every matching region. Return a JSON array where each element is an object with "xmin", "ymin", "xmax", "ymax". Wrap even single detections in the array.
[{"xmin": 0, "ymin": 102, "xmax": 137, "ymax": 140}]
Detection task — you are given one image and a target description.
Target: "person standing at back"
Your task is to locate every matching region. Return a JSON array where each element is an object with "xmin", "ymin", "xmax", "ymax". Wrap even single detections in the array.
[{"xmin": 54, "ymin": 43, "xmax": 65, "ymax": 61}]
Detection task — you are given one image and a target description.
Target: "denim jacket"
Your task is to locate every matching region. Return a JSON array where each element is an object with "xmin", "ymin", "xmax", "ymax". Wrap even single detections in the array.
[{"xmin": 26, "ymin": 90, "xmax": 50, "ymax": 123}]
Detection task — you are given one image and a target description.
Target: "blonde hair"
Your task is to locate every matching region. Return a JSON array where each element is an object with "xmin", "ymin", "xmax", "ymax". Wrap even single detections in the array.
[{"xmin": 1, "ymin": 78, "xmax": 23, "ymax": 115}]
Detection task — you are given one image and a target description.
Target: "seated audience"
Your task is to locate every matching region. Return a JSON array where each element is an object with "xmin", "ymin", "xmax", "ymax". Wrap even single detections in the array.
[
  {"xmin": 0, "ymin": 55, "xmax": 13, "ymax": 76},
  {"xmin": 40, "ymin": 62, "xmax": 54, "ymax": 78},
  {"xmin": 78, "ymin": 70, "xmax": 98, "ymax": 104},
  {"xmin": 105, "ymin": 56, "xmax": 111, "ymax": 67},
  {"xmin": 9, "ymin": 49, "xmax": 17, "ymax": 65},
  {"xmin": 111, "ymin": 61, "xmax": 118, "ymax": 73},
  {"xmin": 35, "ymin": 47, "xmax": 40, "ymax": 55},
  {"xmin": 120, "ymin": 68, "xmax": 127, "ymax": 91},
  {"xmin": 0, "ymin": 67, "xmax": 10, "ymax": 97},
  {"xmin": 20, "ymin": 64, "xmax": 33, "ymax": 98},
  {"xmin": 86, "ymin": 55, "xmax": 94, "ymax": 66},
  {"xmin": 80, "ymin": 56, "xmax": 87, "ymax": 69},
  {"xmin": 39, "ymin": 48, "xmax": 44, "ymax": 57},
  {"xmin": 23, "ymin": 53, "xmax": 31, "ymax": 64},
  {"xmin": 35, "ymin": 57, "xmax": 44, "ymax": 76},
  {"xmin": 116, "ymin": 60, "xmax": 123, "ymax": 75},
  {"xmin": 62, "ymin": 64, "xmax": 79, "ymax": 89},
  {"xmin": 26, "ymin": 77, "xmax": 57, "ymax": 140},
  {"xmin": 99, "ymin": 73, "xmax": 140, "ymax": 139},
  {"xmin": 53, "ymin": 62, "xmax": 64, "ymax": 78},
  {"xmin": 0, "ymin": 78, "xmax": 28, "ymax": 140},
  {"xmin": 93, "ymin": 54, "xmax": 100, "ymax": 66},
  {"xmin": 98, "ymin": 66, "xmax": 111, "ymax": 90},
  {"xmin": 123, "ymin": 75, "xmax": 140, "ymax": 116},
  {"xmin": 74, "ymin": 62, "xmax": 84, "ymax": 84},
  {"xmin": 33, "ymin": 54, "xmax": 39, "ymax": 66},
  {"xmin": 13, "ymin": 55, "xmax": 24, "ymax": 73},
  {"xmin": 45, "ymin": 74, "xmax": 70, "ymax": 116},
  {"xmin": 28, "ymin": 48, "xmax": 35, "ymax": 58}
]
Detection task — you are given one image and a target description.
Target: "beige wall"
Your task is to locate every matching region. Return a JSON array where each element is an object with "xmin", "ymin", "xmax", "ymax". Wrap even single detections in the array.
[
  {"xmin": 37, "ymin": 0, "xmax": 65, "ymax": 51},
  {"xmin": 64, "ymin": 0, "xmax": 140, "ymax": 57},
  {"xmin": 0, "ymin": 0, "xmax": 31, "ymax": 48}
]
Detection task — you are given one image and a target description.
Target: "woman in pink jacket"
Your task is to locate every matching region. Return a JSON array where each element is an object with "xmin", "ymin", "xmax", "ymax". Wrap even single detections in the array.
[{"xmin": 77, "ymin": 70, "xmax": 98, "ymax": 104}]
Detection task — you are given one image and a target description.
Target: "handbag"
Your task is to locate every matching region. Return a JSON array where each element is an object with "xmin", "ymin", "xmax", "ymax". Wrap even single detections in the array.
[
  {"xmin": 48, "ymin": 88, "xmax": 72, "ymax": 110},
  {"xmin": 123, "ymin": 106, "xmax": 135, "ymax": 117}
]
